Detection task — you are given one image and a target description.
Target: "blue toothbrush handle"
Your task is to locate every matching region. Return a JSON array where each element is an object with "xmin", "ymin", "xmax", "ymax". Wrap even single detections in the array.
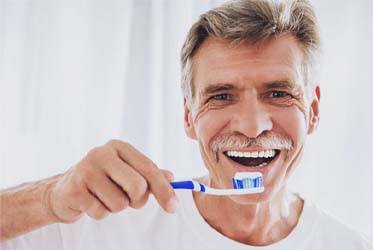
[
  {"xmin": 170, "ymin": 181, "xmax": 206, "ymax": 192},
  {"xmin": 170, "ymin": 181, "xmax": 195, "ymax": 190}
]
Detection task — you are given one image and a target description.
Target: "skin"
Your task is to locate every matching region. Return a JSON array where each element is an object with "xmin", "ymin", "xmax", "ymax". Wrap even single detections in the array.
[
  {"xmin": 0, "ymin": 140, "xmax": 178, "ymax": 241},
  {"xmin": 183, "ymin": 34, "xmax": 320, "ymax": 245},
  {"xmin": 0, "ymin": 33, "xmax": 320, "ymax": 246}
]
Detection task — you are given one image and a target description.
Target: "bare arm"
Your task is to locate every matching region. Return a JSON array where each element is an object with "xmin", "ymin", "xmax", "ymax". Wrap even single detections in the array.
[
  {"xmin": 0, "ymin": 140, "xmax": 177, "ymax": 242},
  {"xmin": 0, "ymin": 175, "xmax": 60, "ymax": 241}
]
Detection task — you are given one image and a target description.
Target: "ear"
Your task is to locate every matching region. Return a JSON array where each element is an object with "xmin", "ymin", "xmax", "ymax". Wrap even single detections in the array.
[
  {"xmin": 307, "ymin": 85, "xmax": 321, "ymax": 134},
  {"xmin": 184, "ymin": 98, "xmax": 197, "ymax": 140}
]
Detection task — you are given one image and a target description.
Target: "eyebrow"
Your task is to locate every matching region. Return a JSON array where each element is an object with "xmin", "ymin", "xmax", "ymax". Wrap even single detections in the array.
[
  {"xmin": 199, "ymin": 80, "xmax": 298, "ymax": 97},
  {"xmin": 262, "ymin": 80, "xmax": 297, "ymax": 91},
  {"xmin": 200, "ymin": 83, "xmax": 236, "ymax": 97}
]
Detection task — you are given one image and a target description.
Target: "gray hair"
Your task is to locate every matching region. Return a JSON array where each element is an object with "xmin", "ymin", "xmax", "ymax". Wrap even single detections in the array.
[{"xmin": 180, "ymin": 0, "xmax": 320, "ymax": 104}]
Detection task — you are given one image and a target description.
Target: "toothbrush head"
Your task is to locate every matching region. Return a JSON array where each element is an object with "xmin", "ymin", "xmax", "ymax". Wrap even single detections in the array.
[{"xmin": 232, "ymin": 172, "xmax": 264, "ymax": 190}]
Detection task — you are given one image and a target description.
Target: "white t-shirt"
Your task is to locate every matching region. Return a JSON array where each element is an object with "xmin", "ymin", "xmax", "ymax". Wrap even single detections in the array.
[{"xmin": 2, "ymin": 190, "xmax": 372, "ymax": 250}]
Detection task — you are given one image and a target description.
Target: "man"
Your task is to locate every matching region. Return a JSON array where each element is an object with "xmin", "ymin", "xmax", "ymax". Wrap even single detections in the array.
[{"xmin": 1, "ymin": 0, "xmax": 372, "ymax": 249}]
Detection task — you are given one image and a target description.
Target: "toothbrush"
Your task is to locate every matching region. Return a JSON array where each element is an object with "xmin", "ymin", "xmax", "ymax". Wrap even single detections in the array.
[{"xmin": 170, "ymin": 172, "xmax": 264, "ymax": 195}]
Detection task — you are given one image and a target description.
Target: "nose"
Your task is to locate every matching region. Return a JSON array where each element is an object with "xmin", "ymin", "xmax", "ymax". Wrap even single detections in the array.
[{"xmin": 230, "ymin": 97, "xmax": 273, "ymax": 138}]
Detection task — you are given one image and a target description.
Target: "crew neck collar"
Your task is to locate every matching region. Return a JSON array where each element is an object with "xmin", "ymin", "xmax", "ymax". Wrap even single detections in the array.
[{"xmin": 177, "ymin": 189, "xmax": 317, "ymax": 249}]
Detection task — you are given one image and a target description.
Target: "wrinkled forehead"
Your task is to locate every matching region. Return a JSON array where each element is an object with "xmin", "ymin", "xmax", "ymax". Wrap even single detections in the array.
[{"xmin": 191, "ymin": 34, "xmax": 306, "ymax": 96}]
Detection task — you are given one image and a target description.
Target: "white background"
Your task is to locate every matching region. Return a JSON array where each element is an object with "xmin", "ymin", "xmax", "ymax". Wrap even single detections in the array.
[{"xmin": 1, "ymin": 0, "xmax": 372, "ymax": 238}]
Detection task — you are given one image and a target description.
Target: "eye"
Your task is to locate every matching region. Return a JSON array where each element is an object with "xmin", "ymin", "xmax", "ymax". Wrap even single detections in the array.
[
  {"xmin": 210, "ymin": 93, "xmax": 232, "ymax": 101},
  {"xmin": 269, "ymin": 91, "xmax": 291, "ymax": 98}
]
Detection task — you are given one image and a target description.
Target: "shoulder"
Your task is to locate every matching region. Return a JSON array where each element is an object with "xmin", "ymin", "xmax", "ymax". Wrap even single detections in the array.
[{"xmin": 301, "ymin": 199, "xmax": 373, "ymax": 249}]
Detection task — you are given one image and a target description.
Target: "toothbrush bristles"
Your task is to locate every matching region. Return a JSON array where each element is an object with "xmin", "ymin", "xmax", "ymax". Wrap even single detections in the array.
[{"xmin": 232, "ymin": 176, "xmax": 263, "ymax": 189}]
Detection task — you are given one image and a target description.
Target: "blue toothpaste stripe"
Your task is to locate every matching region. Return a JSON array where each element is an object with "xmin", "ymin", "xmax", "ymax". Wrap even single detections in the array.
[
  {"xmin": 232, "ymin": 178, "xmax": 237, "ymax": 189},
  {"xmin": 238, "ymin": 180, "xmax": 243, "ymax": 189},
  {"xmin": 232, "ymin": 176, "xmax": 263, "ymax": 189}
]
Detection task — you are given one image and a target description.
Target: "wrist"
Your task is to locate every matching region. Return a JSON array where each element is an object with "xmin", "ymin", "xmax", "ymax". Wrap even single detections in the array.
[
  {"xmin": 0, "ymin": 174, "xmax": 63, "ymax": 241},
  {"xmin": 40, "ymin": 174, "xmax": 64, "ymax": 224}
]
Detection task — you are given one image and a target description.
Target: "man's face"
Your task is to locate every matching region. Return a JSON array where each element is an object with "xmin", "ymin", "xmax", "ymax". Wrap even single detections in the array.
[{"xmin": 184, "ymin": 34, "xmax": 320, "ymax": 204}]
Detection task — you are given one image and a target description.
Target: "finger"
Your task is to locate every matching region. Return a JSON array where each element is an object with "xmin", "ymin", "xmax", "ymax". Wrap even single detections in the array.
[
  {"xmin": 160, "ymin": 169, "xmax": 174, "ymax": 182},
  {"xmin": 85, "ymin": 170, "xmax": 130, "ymax": 213},
  {"xmin": 106, "ymin": 140, "xmax": 178, "ymax": 213},
  {"xmin": 74, "ymin": 187, "xmax": 110, "ymax": 220},
  {"xmin": 102, "ymin": 156, "xmax": 150, "ymax": 209},
  {"xmin": 86, "ymin": 197, "xmax": 110, "ymax": 220}
]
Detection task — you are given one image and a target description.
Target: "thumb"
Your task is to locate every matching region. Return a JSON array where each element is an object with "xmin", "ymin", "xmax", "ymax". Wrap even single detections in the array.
[{"xmin": 160, "ymin": 169, "xmax": 175, "ymax": 182}]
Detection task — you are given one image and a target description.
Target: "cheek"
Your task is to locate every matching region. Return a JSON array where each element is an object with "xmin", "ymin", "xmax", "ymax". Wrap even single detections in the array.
[
  {"xmin": 264, "ymin": 107, "xmax": 308, "ymax": 193},
  {"xmin": 193, "ymin": 108, "xmax": 232, "ymax": 183},
  {"xmin": 194, "ymin": 108, "xmax": 232, "ymax": 147},
  {"xmin": 281, "ymin": 110, "xmax": 305, "ymax": 133},
  {"xmin": 272, "ymin": 104, "xmax": 308, "ymax": 145},
  {"xmin": 271, "ymin": 106, "xmax": 307, "ymax": 181}
]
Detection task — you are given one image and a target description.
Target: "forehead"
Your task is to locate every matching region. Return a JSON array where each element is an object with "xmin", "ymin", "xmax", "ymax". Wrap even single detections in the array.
[{"xmin": 192, "ymin": 34, "xmax": 305, "ymax": 92}]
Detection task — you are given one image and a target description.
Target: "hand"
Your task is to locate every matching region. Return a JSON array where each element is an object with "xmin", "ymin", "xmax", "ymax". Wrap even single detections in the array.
[{"xmin": 45, "ymin": 140, "xmax": 178, "ymax": 223}]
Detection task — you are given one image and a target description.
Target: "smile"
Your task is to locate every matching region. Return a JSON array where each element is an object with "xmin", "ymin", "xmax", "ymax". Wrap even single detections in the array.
[{"xmin": 223, "ymin": 149, "xmax": 280, "ymax": 168}]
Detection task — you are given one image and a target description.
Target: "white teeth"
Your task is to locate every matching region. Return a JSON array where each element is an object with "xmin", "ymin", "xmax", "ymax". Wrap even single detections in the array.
[
  {"xmin": 257, "ymin": 162, "xmax": 268, "ymax": 168},
  {"xmin": 226, "ymin": 149, "xmax": 276, "ymax": 158},
  {"xmin": 268, "ymin": 150, "xmax": 275, "ymax": 157}
]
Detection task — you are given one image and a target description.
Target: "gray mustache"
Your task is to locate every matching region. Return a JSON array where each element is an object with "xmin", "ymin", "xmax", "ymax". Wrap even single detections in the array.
[{"xmin": 211, "ymin": 131, "xmax": 293, "ymax": 153}]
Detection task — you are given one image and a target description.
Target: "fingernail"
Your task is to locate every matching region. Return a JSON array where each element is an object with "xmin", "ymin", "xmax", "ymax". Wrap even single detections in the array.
[{"xmin": 166, "ymin": 196, "xmax": 179, "ymax": 213}]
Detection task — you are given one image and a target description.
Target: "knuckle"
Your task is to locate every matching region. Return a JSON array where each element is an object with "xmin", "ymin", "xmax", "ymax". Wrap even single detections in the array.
[
  {"xmin": 87, "ymin": 146, "xmax": 105, "ymax": 158},
  {"xmin": 80, "ymin": 146, "xmax": 116, "ymax": 175},
  {"xmin": 74, "ymin": 166, "xmax": 94, "ymax": 184},
  {"xmin": 127, "ymin": 178, "xmax": 148, "ymax": 201},
  {"xmin": 83, "ymin": 199, "xmax": 97, "ymax": 211},
  {"xmin": 130, "ymin": 193, "xmax": 149, "ymax": 209},
  {"xmin": 106, "ymin": 139, "xmax": 119, "ymax": 146},
  {"xmin": 111, "ymin": 196, "xmax": 129, "ymax": 212},
  {"xmin": 87, "ymin": 202, "xmax": 108, "ymax": 220},
  {"xmin": 106, "ymin": 139, "xmax": 128, "ymax": 149},
  {"xmin": 91, "ymin": 210, "xmax": 108, "ymax": 220},
  {"xmin": 80, "ymin": 201, "xmax": 91, "ymax": 211},
  {"xmin": 61, "ymin": 173, "xmax": 84, "ymax": 197},
  {"xmin": 86, "ymin": 146, "xmax": 112, "ymax": 163},
  {"xmin": 97, "ymin": 211, "xmax": 109, "ymax": 220},
  {"xmin": 63, "ymin": 184, "xmax": 82, "ymax": 199},
  {"xmin": 138, "ymin": 160, "xmax": 157, "ymax": 175}
]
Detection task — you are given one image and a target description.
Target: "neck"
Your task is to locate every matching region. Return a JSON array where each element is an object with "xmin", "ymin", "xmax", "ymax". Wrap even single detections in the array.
[{"xmin": 193, "ymin": 177, "xmax": 304, "ymax": 246}]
